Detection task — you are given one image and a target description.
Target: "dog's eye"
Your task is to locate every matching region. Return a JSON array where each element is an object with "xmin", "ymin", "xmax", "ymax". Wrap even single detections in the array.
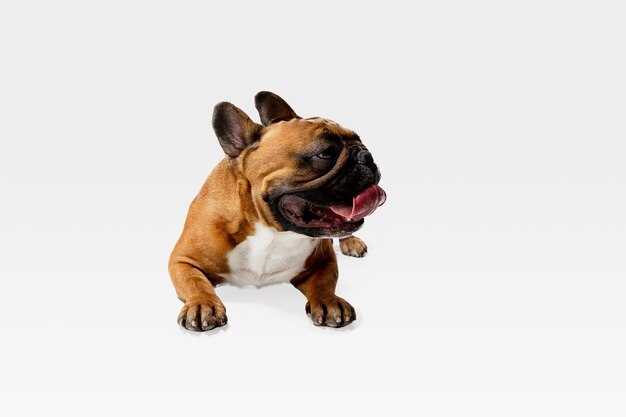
[{"xmin": 316, "ymin": 146, "xmax": 339, "ymax": 160}]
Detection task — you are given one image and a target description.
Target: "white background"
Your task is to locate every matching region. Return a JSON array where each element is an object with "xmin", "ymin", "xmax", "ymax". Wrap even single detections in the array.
[{"xmin": 1, "ymin": 1, "xmax": 625, "ymax": 415}]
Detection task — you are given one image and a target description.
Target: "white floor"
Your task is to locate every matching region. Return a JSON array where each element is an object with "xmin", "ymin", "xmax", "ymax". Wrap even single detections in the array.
[{"xmin": 1, "ymin": 1, "xmax": 625, "ymax": 416}]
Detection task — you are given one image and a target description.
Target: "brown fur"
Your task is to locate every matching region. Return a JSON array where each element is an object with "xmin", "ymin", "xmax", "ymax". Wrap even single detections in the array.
[
  {"xmin": 339, "ymin": 236, "xmax": 368, "ymax": 257},
  {"xmin": 291, "ymin": 239, "xmax": 356, "ymax": 326},
  {"xmin": 170, "ymin": 96, "xmax": 369, "ymax": 331}
]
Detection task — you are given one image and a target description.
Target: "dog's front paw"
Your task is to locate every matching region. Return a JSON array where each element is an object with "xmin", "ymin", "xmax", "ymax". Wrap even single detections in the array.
[
  {"xmin": 339, "ymin": 236, "xmax": 367, "ymax": 257},
  {"xmin": 177, "ymin": 296, "xmax": 227, "ymax": 332},
  {"xmin": 305, "ymin": 296, "xmax": 356, "ymax": 328}
]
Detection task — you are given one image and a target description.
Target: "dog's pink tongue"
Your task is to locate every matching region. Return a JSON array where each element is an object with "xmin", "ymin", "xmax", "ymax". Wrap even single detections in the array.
[{"xmin": 329, "ymin": 185, "xmax": 387, "ymax": 221}]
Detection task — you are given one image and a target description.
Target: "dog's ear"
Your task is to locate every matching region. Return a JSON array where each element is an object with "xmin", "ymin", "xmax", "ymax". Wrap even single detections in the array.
[
  {"xmin": 254, "ymin": 91, "xmax": 300, "ymax": 126},
  {"xmin": 212, "ymin": 102, "xmax": 263, "ymax": 158}
]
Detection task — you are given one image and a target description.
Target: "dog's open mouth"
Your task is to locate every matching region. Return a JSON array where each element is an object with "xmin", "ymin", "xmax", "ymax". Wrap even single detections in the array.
[{"xmin": 278, "ymin": 185, "xmax": 386, "ymax": 233}]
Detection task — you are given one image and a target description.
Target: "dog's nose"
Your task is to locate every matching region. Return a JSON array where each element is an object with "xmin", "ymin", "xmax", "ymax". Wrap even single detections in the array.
[{"xmin": 356, "ymin": 149, "xmax": 373, "ymax": 165}]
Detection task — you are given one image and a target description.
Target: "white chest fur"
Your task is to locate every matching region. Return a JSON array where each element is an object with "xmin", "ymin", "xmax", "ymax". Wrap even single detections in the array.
[{"xmin": 220, "ymin": 223, "xmax": 318, "ymax": 287}]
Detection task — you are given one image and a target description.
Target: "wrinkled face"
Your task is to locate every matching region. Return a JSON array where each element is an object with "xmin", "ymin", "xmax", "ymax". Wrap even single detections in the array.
[
  {"xmin": 212, "ymin": 92, "xmax": 385, "ymax": 238},
  {"xmin": 242, "ymin": 118, "xmax": 384, "ymax": 237}
]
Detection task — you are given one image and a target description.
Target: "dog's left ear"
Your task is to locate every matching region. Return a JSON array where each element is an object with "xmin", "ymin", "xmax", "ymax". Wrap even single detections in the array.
[{"xmin": 254, "ymin": 91, "xmax": 300, "ymax": 126}]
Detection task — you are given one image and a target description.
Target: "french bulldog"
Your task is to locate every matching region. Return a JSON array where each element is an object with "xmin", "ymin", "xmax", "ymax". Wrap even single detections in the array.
[{"xmin": 169, "ymin": 92, "xmax": 385, "ymax": 331}]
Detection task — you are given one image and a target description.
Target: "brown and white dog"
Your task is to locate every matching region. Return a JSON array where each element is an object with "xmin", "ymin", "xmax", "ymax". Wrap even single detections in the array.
[{"xmin": 169, "ymin": 92, "xmax": 385, "ymax": 331}]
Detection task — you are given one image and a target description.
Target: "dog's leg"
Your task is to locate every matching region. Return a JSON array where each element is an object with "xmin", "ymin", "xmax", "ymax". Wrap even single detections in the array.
[
  {"xmin": 339, "ymin": 235, "xmax": 367, "ymax": 257},
  {"xmin": 169, "ymin": 262, "xmax": 227, "ymax": 331},
  {"xmin": 292, "ymin": 240, "xmax": 356, "ymax": 328}
]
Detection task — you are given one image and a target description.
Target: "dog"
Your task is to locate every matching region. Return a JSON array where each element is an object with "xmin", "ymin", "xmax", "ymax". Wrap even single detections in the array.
[{"xmin": 169, "ymin": 92, "xmax": 385, "ymax": 331}]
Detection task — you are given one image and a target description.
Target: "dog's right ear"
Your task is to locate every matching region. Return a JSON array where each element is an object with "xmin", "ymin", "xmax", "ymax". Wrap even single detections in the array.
[{"xmin": 212, "ymin": 102, "xmax": 263, "ymax": 158}]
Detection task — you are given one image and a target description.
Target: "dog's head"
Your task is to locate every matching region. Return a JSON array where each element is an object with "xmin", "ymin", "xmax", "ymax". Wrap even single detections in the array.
[{"xmin": 212, "ymin": 91, "xmax": 385, "ymax": 238}]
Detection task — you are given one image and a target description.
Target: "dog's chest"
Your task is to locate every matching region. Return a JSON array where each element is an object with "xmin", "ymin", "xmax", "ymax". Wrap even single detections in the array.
[{"xmin": 220, "ymin": 223, "xmax": 318, "ymax": 287}]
